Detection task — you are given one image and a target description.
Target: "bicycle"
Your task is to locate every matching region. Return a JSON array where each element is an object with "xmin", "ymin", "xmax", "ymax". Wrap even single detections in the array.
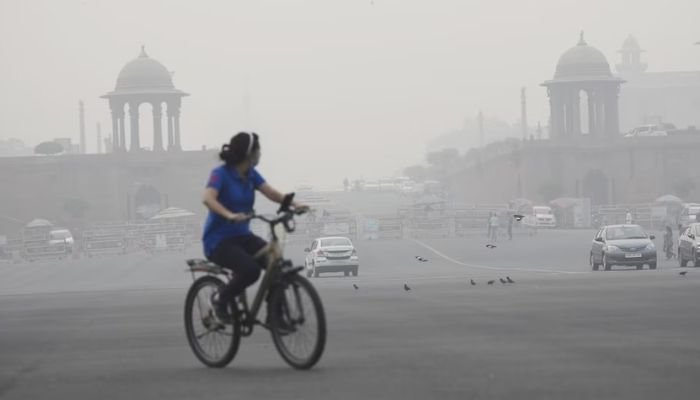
[{"xmin": 183, "ymin": 193, "xmax": 326, "ymax": 370}]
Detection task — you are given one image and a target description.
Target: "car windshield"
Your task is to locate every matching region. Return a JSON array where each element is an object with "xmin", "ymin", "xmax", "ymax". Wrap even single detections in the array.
[
  {"xmin": 320, "ymin": 238, "xmax": 352, "ymax": 247},
  {"xmin": 533, "ymin": 207, "xmax": 551, "ymax": 215},
  {"xmin": 606, "ymin": 226, "xmax": 647, "ymax": 240}
]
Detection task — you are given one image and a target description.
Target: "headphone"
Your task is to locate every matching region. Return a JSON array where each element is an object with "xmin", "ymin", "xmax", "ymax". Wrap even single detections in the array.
[{"xmin": 245, "ymin": 132, "xmax": 255, "ymax": 156}]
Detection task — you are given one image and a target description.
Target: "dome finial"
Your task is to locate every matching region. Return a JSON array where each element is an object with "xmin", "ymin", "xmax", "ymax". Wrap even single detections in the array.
[
  {"xmin": 139, "ymin": 45, "xmax": 148, "ymax": 58},
  {"xmin": 578, "ymin": 31, "xmax": 587, "ymax": 46}
]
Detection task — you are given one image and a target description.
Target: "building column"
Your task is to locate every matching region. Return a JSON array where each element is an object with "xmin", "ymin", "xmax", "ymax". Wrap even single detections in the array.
[
  {"xmin": 118, "ymin": 114, "xmax": 126, "ymax": 151},
  {"xmin": 588, "ymin": 90, "xmax": 596, "ymax": 136},
  {"xmin": 564, "ymin": 90, "xmax": 574, "ymax": 138},
  {"xmin": 173, "ymin": 108, "xmax": 181, "ymax": 150},
  {"xmin": 152, "ymin": 102, "xmax": 163, "ymax": 151},
  {"xmin": 166, "ymin": 102, "xmax": 175, "ymax": 151},
  {"xmin": 595, "ymin": 96, "xmax": 605, "ymax": 137},
  {"xmin": 128, "ymin": 101, "xmax": 140, "ymax": 151},
  {"xmin": 571, "ymin": 89, "xmax": 581, "ymax": 136}
]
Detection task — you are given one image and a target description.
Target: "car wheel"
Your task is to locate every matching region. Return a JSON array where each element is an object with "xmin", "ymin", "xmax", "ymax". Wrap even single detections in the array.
[
  {"xmin": 590, "ymin": 253, "xmax": 599, "ymax": 271},
  {"xmin": 603, "ymin": 254, "xmax": 611, "ymax": 271},
  {"xmin": 694, "ymin": 252, "xmax": 699, "ymax": 268},
  {"xmin": 636, "ymin": 264, "xmax": 643, "ymax": 270},
  {"xmin": 352, "ymin": 268, "xmax": 358, "ymax": 277},
  {"xmin": 649, "ymin": 262, "xmax": 657, "ymax": 270},
  {"xmin": 344, "ymin": 271, "xmax": 349, "ymax": 277}
]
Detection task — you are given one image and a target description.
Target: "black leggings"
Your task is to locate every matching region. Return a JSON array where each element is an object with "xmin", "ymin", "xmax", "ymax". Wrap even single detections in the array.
[{"xmin": 208, "ymin": 234, "xmax": 267, "ymax": 304}]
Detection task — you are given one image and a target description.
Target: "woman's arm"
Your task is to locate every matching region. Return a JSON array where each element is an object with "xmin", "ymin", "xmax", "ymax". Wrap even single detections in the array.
[
  {"xmin": 202, "ymin": 188, "xmax": 249, "ymax": 222},
  {"xmin": 258, "ymin": 183, "xmax": 308, "ymax": 210}
]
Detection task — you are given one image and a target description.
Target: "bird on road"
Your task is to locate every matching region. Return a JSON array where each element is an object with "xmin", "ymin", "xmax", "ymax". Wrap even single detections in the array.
[
  {"xmin": 470, "ymin": 279, "xmax": 476, "ymax": 286},
  {"xmin": 680, "ymin": 271, "xmax": 688, "ymax": 276},
  {"xmin": 415, "ymin": 256, "xmax": 429, "ymax": 262},
  {"xmin": 513, "ymin": 214, "xmax": 525, "ymax": 221},
  {"xmin": 506, "ymin": 276, "xmax": 515, "ymax": 284},
  {"xmin": 499, "ymin": 278, "xmax": 507, "ymax": 284},
  {"xmin": 404, "ymin": 283, "xmax": 411, "ymax": 291},
  {"xmin": 487, "ymin": 280, "xmax": 495, "ymax": 285},
  {"xmin": 353, "ymin": 284, "xmax": 359, "ymax": 290},
  {"xmin": 486, "ymin": 244, "xmax": 497, "ymax": 249}
]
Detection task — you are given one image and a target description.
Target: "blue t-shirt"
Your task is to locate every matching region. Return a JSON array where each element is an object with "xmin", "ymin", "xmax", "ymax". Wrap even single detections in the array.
[{"xmin": 202, "ymin": 165, "xmax": 266, "ymax": 257}]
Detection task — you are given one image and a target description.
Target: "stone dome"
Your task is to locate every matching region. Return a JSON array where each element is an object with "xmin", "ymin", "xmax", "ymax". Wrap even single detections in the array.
[
  {"xmin": 554, "ymin": 34, "xmax": 612, "ymax": 80},
  {"xmin": 115, "ymin": 46, "xmax": 174, "ymax": 91}
]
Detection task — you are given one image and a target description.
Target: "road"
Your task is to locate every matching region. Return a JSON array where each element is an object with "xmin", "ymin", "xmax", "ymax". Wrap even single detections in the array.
[{"xmin": 1, "ymin": 230, "xmax": 699, "ymax": 399}]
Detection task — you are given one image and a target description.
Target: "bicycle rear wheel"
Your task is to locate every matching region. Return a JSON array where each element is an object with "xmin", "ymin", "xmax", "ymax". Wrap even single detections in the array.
[
  {"xmin": 268, "ymin": 274, "xmax": 326, "ymax": 370},
  {"xmin": 184, "ymin": 276, "xmax": 240, "ymax": 368}
]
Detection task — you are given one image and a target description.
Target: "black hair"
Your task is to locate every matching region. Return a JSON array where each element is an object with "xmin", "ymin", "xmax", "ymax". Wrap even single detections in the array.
[{"xmin": 219, "ymin": 132, "xmax": 260, "ymax": 165}]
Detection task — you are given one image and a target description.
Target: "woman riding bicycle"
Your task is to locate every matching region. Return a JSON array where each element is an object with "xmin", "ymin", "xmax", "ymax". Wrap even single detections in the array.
[{"xmin": 202, "ymin": 132, "xmax": 308, "ymax": 321}]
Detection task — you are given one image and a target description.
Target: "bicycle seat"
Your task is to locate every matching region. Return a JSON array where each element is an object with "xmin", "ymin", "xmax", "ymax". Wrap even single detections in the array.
[{"xmin": 186, "ymin": 258, "xmax": 225, "ymax": 274}]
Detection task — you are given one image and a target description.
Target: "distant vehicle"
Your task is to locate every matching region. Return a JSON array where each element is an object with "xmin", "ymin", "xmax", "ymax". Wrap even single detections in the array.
[
  {"xmin": 49, "ymin": 229, "xmax": 74, "ymax": 252},
  {"xmin": 523, "ymin": 206, "xmax": 556, "ymax": 229},
  {"xmin": 304, "ymin": 236, "xmax": 359, "ymax": 277},
  {"xmin": 678, "ymin": 223, "xmax": 700, "ymax": 267},
  {"xmin": 679, "ymin": 203, "xmax": 700, "ymax": 228},
  {"xmin": 590, "ymin": 224, "xmax": 657, "ymax": 271},
  {"xmin": 624, "ymin": 123, "xmax": 675, "ymax": 138}
]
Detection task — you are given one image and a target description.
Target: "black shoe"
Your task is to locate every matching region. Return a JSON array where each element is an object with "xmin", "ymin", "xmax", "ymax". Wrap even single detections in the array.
[{"xmin": 211, "ymin": 293, "xmax": 233, "ymax": 324}]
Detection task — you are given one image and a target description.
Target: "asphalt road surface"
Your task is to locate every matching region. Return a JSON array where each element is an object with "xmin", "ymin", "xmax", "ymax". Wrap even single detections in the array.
[{"xmin": 2, "ymin": 230, "xmax": 699, "ymax": 400}]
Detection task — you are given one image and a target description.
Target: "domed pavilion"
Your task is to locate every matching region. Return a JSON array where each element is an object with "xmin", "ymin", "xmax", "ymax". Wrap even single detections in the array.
[
  {"xmin": 542, "ymin": 33, "xmax": 624, "ymax": 140},
  {"xmin": 101, "ymin": 46, "xmax": 188, "ymax": 152}
]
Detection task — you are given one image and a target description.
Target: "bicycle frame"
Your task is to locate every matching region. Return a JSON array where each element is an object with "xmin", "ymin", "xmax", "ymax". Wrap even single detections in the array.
[{"xmin": 243, "ymin": 222, "xmax": 288, "ymax": 323}]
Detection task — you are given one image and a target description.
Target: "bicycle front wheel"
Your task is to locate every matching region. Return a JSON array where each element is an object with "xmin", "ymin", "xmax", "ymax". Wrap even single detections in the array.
[
  {"xmin": 268, "ymin": 274, "xmax": 326, "ymax": 370},
  {"xmin": 184, "ymin": 276, "xmax": 241, "ymax": 368}
]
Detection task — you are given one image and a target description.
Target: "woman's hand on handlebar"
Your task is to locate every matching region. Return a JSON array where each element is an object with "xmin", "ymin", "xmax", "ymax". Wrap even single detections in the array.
[
  {"xmin": 226, "ymin": 212, "xmax": 253, "ymax": 223},
  {"xmin": 292, "ymin": 203, "xmax": 310, "ymax": 214}
]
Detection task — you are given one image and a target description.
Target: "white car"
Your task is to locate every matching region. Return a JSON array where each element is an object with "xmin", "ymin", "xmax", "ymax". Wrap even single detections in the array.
[
  {"xmin": 49, "ymin": 229, "xmax": 75, "ymax": 252},
  {"xmin": 523, "ymin": 206, "xmax": 557, "ymax": 228},
  {"xmin": 304, "ymin": 237, "xmax": 359, "ymax": 278}
]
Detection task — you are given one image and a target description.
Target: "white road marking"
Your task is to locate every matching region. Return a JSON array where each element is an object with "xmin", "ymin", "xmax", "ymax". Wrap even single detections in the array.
[{"xmin": 409, "ymin": 238, "xmax": 590, "ymax": 275}]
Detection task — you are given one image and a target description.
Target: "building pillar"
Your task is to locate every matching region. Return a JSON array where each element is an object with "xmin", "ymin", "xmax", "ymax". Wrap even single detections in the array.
[
  {"xmin": 564, "ymin": 90, "xmax": 574, "ymax": 138},
  {"xmin": 128, "ymin": 102, "xmax": 140, "ymax": 151},
  {"xmin": 173, "ymin": 109, "xmax": 181, "ymax": 150},
  {"xmin": 596, "ymin": 97, "xmax": 605, "ymax": 137},
  {"xmin": 166, "ymin": 102, "xmax": 175, "ymax": 151},
  {"xmin": 571, "ymin": 89, "xmax": 581, "ymax": 136},
  {"xmin": 152, "ymin": 102, "xmax": 163, "ymax": 151},
  {"xmin": 606, "ymin": 87, "xmax": 620, "ymax": 137},
  {"xmin": 588, "ymin": 90, "xmax": 596, "ymax": 136},
  {"xmin": 118, "ymin": 114, "xmax": 126, "ymax": 151}
]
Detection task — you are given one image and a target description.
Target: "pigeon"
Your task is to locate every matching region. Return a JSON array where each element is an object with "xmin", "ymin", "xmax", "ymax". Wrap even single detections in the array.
[
  {"xmin": 506, "ymin": 276, "xmax": 515, "ymax": 284},
  {"xmin": 487, "ymin": 280, "xmax": 495, "ymax": 285},
  {"xmin": 415, "ymin": 256, "xmax": 429, "ymax": 262},
  {"xmin": 513, "ymin": 214, "xmax": 525, "ymax": 221},
  {"xmin": 404, "ymin": 283, "xmax": 411, "ymax": 291},
  {"xmin": 679, "ymin": 271, "xmax": 688, "ymax": 276},
  {"xmin": 486, "ymin": 244, "xmax": 497, "ymax": 249},
  {"xmin": 470, "ymin": 279, "xmax": 476, "ymax": 286},
  {"xmin": 499, "ymin": 278, "xmax": 507, "ymax": 284},
  {"xmin": 353, "ymin": 284, "xmax": 359, "ymax": 290}
]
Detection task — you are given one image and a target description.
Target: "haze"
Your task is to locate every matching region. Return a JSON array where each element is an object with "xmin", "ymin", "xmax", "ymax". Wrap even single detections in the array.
[{"xmin": 1, "ymin": 0, "xmax": 698, "ymax": 188}]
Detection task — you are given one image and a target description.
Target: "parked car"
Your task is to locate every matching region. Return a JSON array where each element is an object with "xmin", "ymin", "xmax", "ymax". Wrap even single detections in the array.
[
  {"xmin": 590, "ymin": 225, "xmax": 657, "ymax": 271},
  {"xmin": 678, "ymin": 223, "xmax": 700, "ymax": 267},
  {"xmin": 623, "ymin": 123, "xmax": 674, "ymax": 137},
  {"xmin": 304, "ymin": 236, "xmax": 359, "ymax": 277},
  {"xmin": 49, "ymin": 229, "xmax": 75, "ymax": 253}
]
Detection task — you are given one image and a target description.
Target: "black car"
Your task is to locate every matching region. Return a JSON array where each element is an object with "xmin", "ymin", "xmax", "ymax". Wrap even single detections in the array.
[{"xmin": 590, "ymin": 225, "xmax": 657, "ymax": 271}]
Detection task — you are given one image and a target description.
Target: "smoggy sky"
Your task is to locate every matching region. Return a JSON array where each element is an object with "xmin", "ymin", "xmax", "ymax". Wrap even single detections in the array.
[{"xmin": 1, "ymin": 0, "xmax": 699, "ymax": 189}]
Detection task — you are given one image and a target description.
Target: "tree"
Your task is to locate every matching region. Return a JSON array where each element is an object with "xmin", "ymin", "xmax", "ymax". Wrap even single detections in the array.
[
  {"xmin": 63, "ymin": 198, "xmax": 90, "ymax": 219},
  {"xmin": 34, "ymin": 141, "xmax": 64, "ymax": 155},
  {"xmin": 426, "ymin": 148, "xmax": 460, "ymax": 170}
]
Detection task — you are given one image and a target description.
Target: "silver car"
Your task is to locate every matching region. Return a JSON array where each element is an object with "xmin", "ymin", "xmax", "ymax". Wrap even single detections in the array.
[
  {"xmin": 678, "ymin": 223, "xmax": 700, "ymax": 267},
  {"xmin": 304, "ymin": 237, "xmax": 359, "ymax": 278}
]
